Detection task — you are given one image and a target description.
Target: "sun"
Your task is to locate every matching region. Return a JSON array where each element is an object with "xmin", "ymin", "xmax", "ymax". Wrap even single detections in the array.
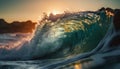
[
  {"xmin": 47, "ymin": 10, "xmax": 63, "ymax": 16},
  {"xmin": 51, "ymin": 10, "xmax": 62, "ymax": 15}
]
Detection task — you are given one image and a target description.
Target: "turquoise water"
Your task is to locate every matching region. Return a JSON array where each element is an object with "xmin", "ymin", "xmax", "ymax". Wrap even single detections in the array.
[
  {"xmin": 30, "ymin": 11, "xmax": 111, "ymax": 58},
  {"xmin": 0, "ymin": 11, "xmax": 113, "ymax": 69}
]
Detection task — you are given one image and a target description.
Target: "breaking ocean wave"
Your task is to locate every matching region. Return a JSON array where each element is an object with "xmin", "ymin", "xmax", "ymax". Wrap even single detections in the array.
[{"xmin": 0, "ymin": 9, "xmax": 120, "ymax": 69}]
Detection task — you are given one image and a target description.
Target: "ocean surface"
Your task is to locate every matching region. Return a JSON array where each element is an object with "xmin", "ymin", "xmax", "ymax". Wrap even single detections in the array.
[{"xmin": 0, "ymin": 11, "xmax": 119, "ymax": 69}]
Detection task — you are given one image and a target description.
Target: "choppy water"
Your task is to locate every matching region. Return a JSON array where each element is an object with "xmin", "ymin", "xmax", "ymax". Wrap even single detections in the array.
[{"xmin": 0, "ymin": 11, "xmax": 117, "ymax": 69}]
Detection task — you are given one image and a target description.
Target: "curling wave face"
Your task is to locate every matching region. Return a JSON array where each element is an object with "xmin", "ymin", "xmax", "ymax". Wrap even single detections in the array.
[{"xmin": 0, "ymin": 11, "xmax": 112, "ymax": 60}]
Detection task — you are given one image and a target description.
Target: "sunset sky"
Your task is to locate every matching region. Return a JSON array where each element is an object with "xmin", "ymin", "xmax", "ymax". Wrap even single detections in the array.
[{"xmin": 0, "ymin": 0, "xmax": 120, "ymax": 22}]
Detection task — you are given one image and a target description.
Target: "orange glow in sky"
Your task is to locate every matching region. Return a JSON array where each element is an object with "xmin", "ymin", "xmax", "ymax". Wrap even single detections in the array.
[{"xmin": 0, "ymin": 0, "xmax": 120, "ymax": 22}]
